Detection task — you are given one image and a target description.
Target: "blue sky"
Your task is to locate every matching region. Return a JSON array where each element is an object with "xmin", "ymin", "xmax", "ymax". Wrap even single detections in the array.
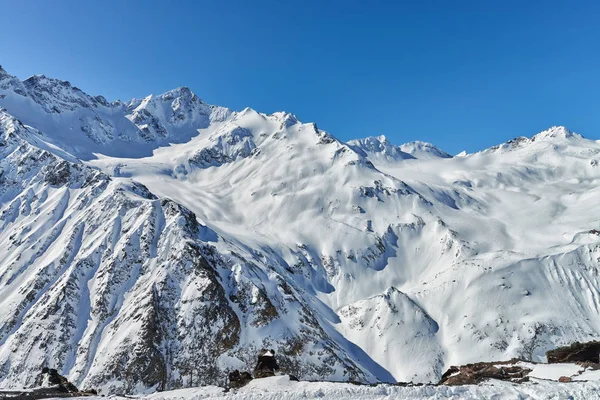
[{"xmin": 1, "ymin": 0, "xmax": 599, "ymax": 154}]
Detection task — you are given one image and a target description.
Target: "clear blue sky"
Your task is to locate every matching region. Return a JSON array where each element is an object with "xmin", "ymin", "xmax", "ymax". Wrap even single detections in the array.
[{"xmin": 1, "ymin": 0, "xmax": 599, "ymax": 154}]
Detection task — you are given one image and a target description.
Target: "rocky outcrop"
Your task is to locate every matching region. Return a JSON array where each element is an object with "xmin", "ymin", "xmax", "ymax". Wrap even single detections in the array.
[
  {"xmin": 228, "ymin": 370, "xmax": 252, "ymax": 389},
  {"xmin": 439, "ymin": 359, "xmax": 532, "ymax": 386},
  {"xmin": 10, "ymin": 367, "xmax": 98, "ymax": 398},
  {"xmin": 228, "ymin": 350, "xmax": 281, "ymax": 389},
  {"xmin": 547, "ymin": 341, "xmax": 600, "ymax": 364},
  {"xmin": 40, "ymin": 367, "xmax": 79, "ymax": 393},
  {"xmin": 253, "ymin": 349, "xmax": 279, "ymax": 379}
]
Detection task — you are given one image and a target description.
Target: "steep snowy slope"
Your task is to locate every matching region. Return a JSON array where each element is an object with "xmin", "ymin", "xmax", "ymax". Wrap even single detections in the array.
[
  {"xmin": 0, "ymin": 108, "xmax": 379, "ymax": 394},
  {"xmin": 86, "ymin": 116, "xmax": 600, "ymax": 385},
  {"xmin": 1, "ymin": 66, "xmax": 600, "ymax": 394}
]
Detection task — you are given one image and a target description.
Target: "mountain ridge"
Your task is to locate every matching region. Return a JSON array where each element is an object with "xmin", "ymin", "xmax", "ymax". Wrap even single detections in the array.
[
  {"xmin": 1, "ymin": 66, "xmax": 600, "ymax": 394},
  {"xmin": 1, "ymin": 65, "xmax": 580, "ymax": 157}
]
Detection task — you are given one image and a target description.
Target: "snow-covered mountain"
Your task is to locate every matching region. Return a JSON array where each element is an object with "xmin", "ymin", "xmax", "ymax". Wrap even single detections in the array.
[
  {"xmin": 1, "ymin": 65, "xmax": 600, "ymax": 394},
  {"xmin": 399, "ymin": 140, "xmax": 452, "ymax": 159},
  {"xmin": 348, "ymin": 135, "xmax": 416, "ymax": 163},
  {"xmin": 348, "ymin": 136, "xmax": 451, "ymax": 167}
]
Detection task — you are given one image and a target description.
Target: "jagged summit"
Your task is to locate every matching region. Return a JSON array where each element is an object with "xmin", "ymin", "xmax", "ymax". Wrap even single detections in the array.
[
  {"xmin": 532, "ymin": 125, "xmax": 582, "ymax": 141},
  {"xmin": 270, "ymin": 111, "xmax": 300, "ymax": 128},
  {"xmin": 0, "ymin": 66, "xmax": 233, "ymax": 158},
  {"xmin": 348, "ymin": 136, "xmax": 453, "ymax": 165},
  {"xmin": 483, "ymin": 125, "xmax": 583, "ymax": 154},
  {"xmin": 398, "ymin": 140, "xmax": 452, "ymax": 159},
  {"xmin": 158, "ymin": 86, "xmax": 201, "ymax": 103},
  {"xmin": 24, "ymin": 73, "xmax": 77, "ymax": 89},
  {"xmin": 22, "ymin": 73, "xmax": 110, "ymax": 112},
  {"xmin": 348, "ymin": 136, "xmax": 415, "ymax": 162}
]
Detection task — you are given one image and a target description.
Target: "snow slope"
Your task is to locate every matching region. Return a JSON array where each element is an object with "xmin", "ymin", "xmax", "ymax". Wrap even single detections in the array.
[
  {"xmin": 79, "ymin": 375, "xmax": 600, "ymax": 400},
  {"xmin": 1, "ymin": 66, "xmax": 600, "ymax": 394}
]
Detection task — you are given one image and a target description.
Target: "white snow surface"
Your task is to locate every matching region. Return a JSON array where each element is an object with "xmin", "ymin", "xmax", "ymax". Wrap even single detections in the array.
[
  {"xmin": 2, "ymin": 65, "xmax": 600, "ymax": 394},
  {"xmin": 62, "ymin": 375, "xmax": 600, "ymax": 400}
]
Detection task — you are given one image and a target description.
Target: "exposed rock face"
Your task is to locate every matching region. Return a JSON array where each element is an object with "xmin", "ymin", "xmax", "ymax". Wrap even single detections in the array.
[
  {"xmin": 40, "ymin": 367, "xmax": 79, "ymax": 393},
  {"xmin": 228, "ymin": 370, "xmax": 253, "ymax": 389},
  {"xmin": 188, "ymin": 126, "xmax": 257, "ymax": 168},
  {"xmin": 253, "ymin": 349, "xmax": 279, "ymax": 379},
  {"xmin": 1, "ymin": 367, "xmax": 97, "ymax": 398},
  {"xmin": 439, "ymin": 360, "xmax": 532, "ymax": 386},
  {"xmin": 547, "ymin": 341, "xmax": 600, "ymax": 364}
]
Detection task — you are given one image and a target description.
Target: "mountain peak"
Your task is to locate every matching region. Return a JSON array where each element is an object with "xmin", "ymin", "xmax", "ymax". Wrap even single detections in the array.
[
  {"xmin": 398, "ymin": 141, "xmax": 452, "ymax": 159},
  {"xmin": 271, "ymin": 111, "xmax": 299, "ymax": 128},
  {"xmin": 532, "ymin": 126, "xmax": 582, "ymax": 141},
  {"xmin": 24, "ymin": 74, "xmax": 79, "ymax": 91},
  {"xmin": 347, "ymin": 136, "xmax": 415, "ymax": 163},
  {"xmin": 485, "ymin": 126, "xmax": 584, "ymax": 154},
  {"xmin": 11, "ymin": 73, "xmax": 110, "ymax": 113},
  {"xmin": 160, "ymin": 86, "xmax": 200, "ymax": 102}
]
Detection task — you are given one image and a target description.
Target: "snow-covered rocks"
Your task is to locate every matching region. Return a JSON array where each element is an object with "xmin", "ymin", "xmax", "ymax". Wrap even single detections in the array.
[
  {"xmin": 399, "ymin": 140, "xmax": 452, "ymax": 159},
  {"xmin": 348, "ymin": 135, "xmax": 415, "ymax": 162},
  {"xmin": 532, "ymin": 125, "xmax": 581, "ymax": 141}
]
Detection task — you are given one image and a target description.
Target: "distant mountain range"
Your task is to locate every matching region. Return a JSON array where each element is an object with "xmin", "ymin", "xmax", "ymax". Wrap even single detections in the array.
[{"xmin": 1, "ymin": 65, "xmax": 600, "ymax": 394}]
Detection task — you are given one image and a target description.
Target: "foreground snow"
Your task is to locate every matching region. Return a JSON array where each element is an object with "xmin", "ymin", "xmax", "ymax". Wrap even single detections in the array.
[{"xmin": 65, "ymin": 375, "xmax": 600, "ymax": 400}]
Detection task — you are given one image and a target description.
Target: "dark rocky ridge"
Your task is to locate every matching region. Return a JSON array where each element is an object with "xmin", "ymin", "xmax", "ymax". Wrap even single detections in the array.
[
  {"xmin": 437, "ymin": 340, "xmax": 600, "ymax": 386},
  {"xmin": 546, "ymin": 341, "xmax": 600, "ymax": 364},
  {"xmin": 438, "ymin": 359, "xmax": 532, "ymax": 386}
]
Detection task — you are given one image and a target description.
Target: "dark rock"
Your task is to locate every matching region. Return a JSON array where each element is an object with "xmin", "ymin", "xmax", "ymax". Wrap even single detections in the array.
[
  {"xmin": 254, "ymin": 369, "xmax": 276, "ymax": 379},
  {"xmin": 253, "ymin": 349, "xmax": 279, "ymax": 379},
  {"xmin": 44, "ymin": 161, "xmax": 71, "ymax": 186},
  {"xmin": 439, "ymin": 359, "xmax": 532, "ymax": 386},
  {"xmin": 40, "ymin": 366, "xmax": 80, "ymax": 393},
  {"xmin": 440, "ymin": 366, "xmax": 459, "ymax": 382},
  {"xmin": 547, "ymin": 341, "xmax": 600, "ymax": 364},
  {"xmin": 558, "ymin": 376, "xmax": 572, "ymax": 383},
  {"xmin": 2, "ymin": 386, "xmax": 99, "ymax": 399},
  {"xmin": 228, "ymin": 369, "xmax": 253, "ymax": 389}
]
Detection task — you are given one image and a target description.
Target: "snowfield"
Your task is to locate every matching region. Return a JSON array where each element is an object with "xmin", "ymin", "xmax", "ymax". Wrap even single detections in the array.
[
  {"xmin": 2, "ymin": 65, "xmax": 600, "ymax": 396},
  {"xmin": 67, "ymin": 374, "xmax": 600, "ymax": 400}
]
